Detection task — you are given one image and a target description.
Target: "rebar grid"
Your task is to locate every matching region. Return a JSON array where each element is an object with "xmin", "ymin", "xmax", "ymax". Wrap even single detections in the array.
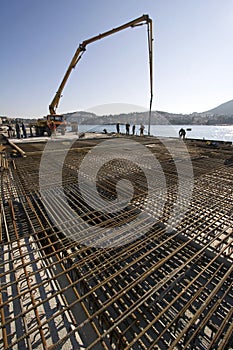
[{"xmin": 1, "ymin": 136, "xmax": 233, "ymax": 350}]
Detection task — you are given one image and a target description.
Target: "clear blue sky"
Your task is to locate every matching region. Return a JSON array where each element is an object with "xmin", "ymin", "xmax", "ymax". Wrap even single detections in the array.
[{"xmin": 1, "ymin": 0, "xmax": 233, "ymax": 118}]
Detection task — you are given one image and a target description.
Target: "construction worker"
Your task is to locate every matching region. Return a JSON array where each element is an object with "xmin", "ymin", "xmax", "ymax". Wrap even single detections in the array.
[
  {"xmin": 140, "ymin": 124, "xmax": 145, "ymax": 136},
  {"xmin": 126, "ymin": 122, "xmax": 130, "ymax": 135},
  {"xmin": 132, "ymin": 124, "xmax": 136, "ymax": 135},
  {"xmin": 7, "ymin": 125, "xmax": 13, "ymax": 138},
  {"xmin": 179, "ymin": 128, "xmax": 186, "ymax": 140},
  {"xmin": 16, "ymin": 123, "xmax": 21, "ymax": 139},
  {"xmin": 49, "ymin": 121, "xmax": 56, "ymax": 137},
  {"xmin": 21, "ymin": 122, "xmax": 27, "ymax": 138}
]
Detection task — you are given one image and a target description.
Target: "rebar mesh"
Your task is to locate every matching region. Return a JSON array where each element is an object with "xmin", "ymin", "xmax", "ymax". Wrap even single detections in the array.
[{"xmin": 1, "ymin": 136, "xmax": 233, "ymax": 350}]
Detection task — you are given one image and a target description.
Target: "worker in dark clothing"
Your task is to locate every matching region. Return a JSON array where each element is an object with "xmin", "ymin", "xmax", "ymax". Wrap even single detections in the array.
[
  {"xmin": 132, "ymin": 125, "xmax": 136, "ymax": 135},
  {"xmin": 116, "ymin": 123, "xmax": 120, "ymax": 134},
  {"xmin": 30, "ymin": 126, "xmax": 33, "ymax": 137},
  {"xmin": 7, "ymin": 125, "xmax": 13, "ymax": 138},
  {"xmin": 126, "ymin": 122, "xmax": 130, "ymax": 135},
  {"xmin": 16, "ymin": 123, "xmax": 21, "ymax": 139},
  {"xmin": 21, "ymin": 123, "xmax": 27, "ymax": 138},
  {"xmin": 140, "ymin": 124, "xmax": 145, "ymax": 136},
  {"xmin": 179, "ymin": 128, "xmax": 186, "ymax": 140}
]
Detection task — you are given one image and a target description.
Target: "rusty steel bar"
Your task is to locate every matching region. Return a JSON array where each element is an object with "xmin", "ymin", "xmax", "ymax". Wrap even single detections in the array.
[{"xmin": 9, "ymin": 198, "xmax": 48, "ymax": 349}]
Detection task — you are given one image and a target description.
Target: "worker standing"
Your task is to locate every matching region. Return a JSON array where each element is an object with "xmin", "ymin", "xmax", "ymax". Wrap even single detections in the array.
[
  {"xmin": 21, "ymin": 123, "xmax": 27, "ymax": 138},
  {"xmin": 7, "ymin": 125, "xmax": 13, "ymax": 138},
  {"xmin": 140, "ymin": 124, "xmax": 145, "ymax": 136},
  {"xmin": 16, "ymin": 123, "xmax": 21, "ymax": 139},
  {"xmin": 179, "ymin": 128, "xmax": 186, "ymax": 140},
  {"xmin": 49, "ymin": 121, "xmax": 56, "ymax": 138},
  {"xmin": 126, "ymin": 122, "xmax": 130, "ymax": 135},
  {"xmin": 132, "ymin": 125, "xmax": 136, "ymax": 135}
]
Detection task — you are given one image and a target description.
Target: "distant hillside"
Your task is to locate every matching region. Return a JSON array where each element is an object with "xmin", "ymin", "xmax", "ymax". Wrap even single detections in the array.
[
  {"xmin": 63, "ymin": 99, "xmax": 233, "ymax": 126},
  {"xmin": 65, "ymin": 111, "xmax": 97, "ymax": 123},
  {"xmin": 203, "ymin": 99, "xmax": 233, "ymax": 115},
  {"xmin": 65, "ymin": 110, "xmax": 194, "ymax": 125}
]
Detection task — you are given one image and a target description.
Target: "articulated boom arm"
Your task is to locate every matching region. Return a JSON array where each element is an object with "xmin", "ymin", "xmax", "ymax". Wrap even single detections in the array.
[{"xmin": 49, "ymin": 14, "xmax": 153, "ymax": 116}]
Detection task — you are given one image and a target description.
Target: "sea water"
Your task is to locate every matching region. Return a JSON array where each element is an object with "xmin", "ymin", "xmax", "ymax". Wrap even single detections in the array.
[{"xmin": 76, "ymin": 124, "xmax": 233, "ymax": 142}]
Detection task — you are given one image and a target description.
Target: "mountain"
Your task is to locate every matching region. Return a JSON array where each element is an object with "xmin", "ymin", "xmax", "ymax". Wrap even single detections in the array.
[
  {"xmin": 64, "ymin": 99, "xmax": 233, "ymax": 126},
  {"xmin": 203, "ymin": 99, "xmax": 233, "ymax": 116},
  {"xmin": 65, "ymin": 110, "xmax": 196, "ymax": 125}
]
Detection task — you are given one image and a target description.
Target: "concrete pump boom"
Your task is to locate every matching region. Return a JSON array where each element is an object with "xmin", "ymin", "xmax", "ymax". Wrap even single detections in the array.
[{"xmin": 48, "ymin": 14, "xmax": 153, "ymax": 132}]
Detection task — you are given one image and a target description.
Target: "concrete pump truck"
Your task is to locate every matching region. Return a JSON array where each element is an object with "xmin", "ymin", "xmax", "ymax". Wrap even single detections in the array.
[{"xmin": 33, "ymin": 14, "xmax": 153, "ymax": 136}]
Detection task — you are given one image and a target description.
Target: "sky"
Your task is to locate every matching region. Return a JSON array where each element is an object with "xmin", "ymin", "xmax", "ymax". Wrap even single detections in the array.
[{"xmin": 1, "ymin": 0, "xmax": 233, "ymax": 118}]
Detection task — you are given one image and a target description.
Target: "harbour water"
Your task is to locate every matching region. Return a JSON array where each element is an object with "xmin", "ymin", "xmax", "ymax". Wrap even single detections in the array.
[{"xmin": 77, "ymin": 124, "xmax": 233, "ymax": 142}]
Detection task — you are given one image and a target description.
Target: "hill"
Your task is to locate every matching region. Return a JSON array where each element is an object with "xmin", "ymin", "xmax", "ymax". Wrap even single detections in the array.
[
  {"xmin": 203, "ymin": 99, "xmax": 233, "ymax": 115},
  {"xmin": 64, "ymin": 99, "xmax": 233, "ymax": 126},
  {"xmin": 65, "ymin": 110, "xmax": 194, "ymax": 125}
]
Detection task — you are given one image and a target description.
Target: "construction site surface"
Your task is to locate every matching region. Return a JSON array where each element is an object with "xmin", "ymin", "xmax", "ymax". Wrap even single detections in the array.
[{"xmin": 0, "ymin": 133, "xmax": 233, "ymax": 350}]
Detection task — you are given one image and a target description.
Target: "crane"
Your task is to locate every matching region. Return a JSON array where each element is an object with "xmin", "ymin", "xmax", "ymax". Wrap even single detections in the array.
[{"xmin": 47, "ymin": 14, "xmax": 153, "ymax": 134}]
